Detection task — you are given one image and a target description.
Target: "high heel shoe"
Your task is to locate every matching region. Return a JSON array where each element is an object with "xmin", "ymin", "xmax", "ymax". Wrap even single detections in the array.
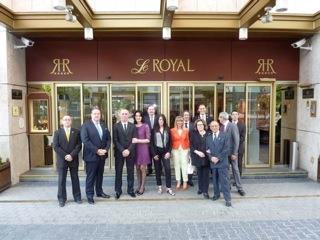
[
  {"xmin": 137, "ymin": 187, "xmax": 145, "ymax": 196},
  {"xmin": 176, "ymin": 182, "xmax": 181, "ymax": 189},
  {"xmin": 182, "ymin": 182, "xmax": 188, "ymax": 190}
]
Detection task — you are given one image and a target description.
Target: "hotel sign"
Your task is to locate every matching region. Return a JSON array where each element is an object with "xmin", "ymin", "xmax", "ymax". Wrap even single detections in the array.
[
  {"xmin": 255, "ymin": 59, "xmax": 276, "ymax": 75},
  {"xmin": 50, "ymin": 58, "xmax": 73, "ymax": 75},
  {"xmin": 131, "ymin": 58, "xmax": 195, "ymax": 74}
]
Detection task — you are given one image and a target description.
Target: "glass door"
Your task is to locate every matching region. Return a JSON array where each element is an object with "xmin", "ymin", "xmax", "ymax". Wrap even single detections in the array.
[
  {"xmin": 246, "ymin": 84, "xmax": 272, "ymax": 167},
  {"xmin": 137, "ymin": 85, "xmax": 162, "ymax": 116},
  {"xmin": 194, "ymin": 85, "xmax": 216, "ymax": 120},
  {"xmin": 168, "ymin": 85, "xmax": 193, "ymax": 128}
]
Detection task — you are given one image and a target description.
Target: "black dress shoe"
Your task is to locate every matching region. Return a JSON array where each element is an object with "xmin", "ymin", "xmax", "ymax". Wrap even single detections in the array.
[
  {"xmin": 59, "ymin": 201, "xmax": 65, "ymax": 207},
  {"xmin": 226, "ymin": 201, "xmax": 232, "ymax": 207},
  {"xmin": 238, "ymin": 190, "xmax": 246, "ymax": 196},
  {"xmin": 87, "ymin": 198, "xmax": 95, "ymax": 204},
  {"xmin": 97, "ymin": 193, "xmax": 111, "ymax": 198},
  {"xmin": 203, "ymin": 193, "xmax": 209, "ymax": 199},
  {"xmin": 197, "ymin": 190, "xmax": 202, "ymax": 195},
  {"xmin": 212, "ymin": 195, "xmax": 220, "ymax": 201},
  {"xmin": 75, "ymin": 199, "xmax": 82, "ymax": 204},
  {"xmin": 115, "ymin": 192, "xmax": 121, "ymax": 199},
  {"xmin": 187, "ymin": 181, "xmax": 194, "ymax": 187},
  {"xmin": 128, "ymin": 192, "xmax": 136, "ymax": 198}
]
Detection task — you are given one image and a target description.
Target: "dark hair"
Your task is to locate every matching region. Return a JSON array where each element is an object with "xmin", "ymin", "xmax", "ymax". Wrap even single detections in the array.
[
  {"xmin": 194, "ymin": 119, "xmax": 207, "ymax": 131},
  {"xmin": 91, "ymin": 106, "xmax": 101, "ymax": 113},
  {"xmin": 133, "ymin": 110, "xmax": 144, "ymax": 124},
  {"xmin": 153, "ymin": 114, "xmax": 168, "ymax": 132}
]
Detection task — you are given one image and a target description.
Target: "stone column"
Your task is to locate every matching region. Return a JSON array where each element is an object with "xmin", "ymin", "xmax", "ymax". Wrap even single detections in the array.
[
  {"xmin": 0, "ymin": 26, "xmax": 29, "ymax": 184},
  {"xmin": 297, "ymin": 33, "xmax": 320, "ymax": 180}
]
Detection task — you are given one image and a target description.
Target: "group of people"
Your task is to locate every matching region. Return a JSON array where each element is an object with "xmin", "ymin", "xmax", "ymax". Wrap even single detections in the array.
[{"xmin": 53, "ymin": 104, "xmax": 246, "ymax": 208}]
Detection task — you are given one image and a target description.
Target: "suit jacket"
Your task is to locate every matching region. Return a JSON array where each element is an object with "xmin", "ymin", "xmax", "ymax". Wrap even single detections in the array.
[
  {"xmin": 53, "ymin": 127, "xmax": 82, "ymax": 168},
  {"xmin": 236, "ymin": 121, "xmax": 246, "ymax": 154},
  {"xmin": 184, "ymin": 121, "xmax": 194, "ymax": 139},
  {"xmin": 113, "ymin": 121, "xmax": 136, "ymax": 158},
  {"xmin": 192, "ymin": 114, "xmax": 213, "ymax": 126},
  {"xmin": 221, "ymin": 122, "xmax": 240, "ymax": 156},
  {"xmin": 81, "ymin": 120, "xmax": 111, "ymax": 162},
  {"xmin": 206, "ymin": 132, "xmax": 229, "ymax": 169},
  {"xmin": 150, "ymin": 127, "xmax": 172, "ymax": 157},
  {"xmin": 190, "ymin": 131, "xmax": 209, "ymax": 167},
  {"xmin": 144, "ymin": 114, "xmax": 159, "ymax": 131}
]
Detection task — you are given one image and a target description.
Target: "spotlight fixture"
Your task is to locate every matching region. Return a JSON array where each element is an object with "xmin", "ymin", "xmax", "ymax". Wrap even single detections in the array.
[
  {"xmin": 53, "ymin": 3, "xmax": 77, "ymax": 23},
  {"xmin": 239, "ymin": 27, "xmax": 248, "ymax": 40},
  {"xmin": 167, "ymin": 0, "xmax": 178, "ymax": 11},
  {"xmin": 260, "ymin": 6, "xmax": 273, "ymax": 24},
  {"xmin": 291, "ymin": 38, "xmax": 312, "ymax": 51},
  {"xmin": 84, "ymin": 27, "xmax": 94, "ymax": 40},
  {"xmin": 162, "ymin": 27, "xmax": 171, "ymax": 40},
  {"xmin": 275, "ymin": 0, "xmax": 288, "ymax": 12},
  {"xmin": 14, "ymin": 37, "xmax": 35, "ymax": 49}
]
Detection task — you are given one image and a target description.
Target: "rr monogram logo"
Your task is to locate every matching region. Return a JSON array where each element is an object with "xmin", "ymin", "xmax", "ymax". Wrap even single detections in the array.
[
  {"xmin": 50, "ymin": 59, "xmax": 73, "ymax": 75},
  {"xmin": 255, "ymin": 59, "xmax": 276, "ymax": 75}
]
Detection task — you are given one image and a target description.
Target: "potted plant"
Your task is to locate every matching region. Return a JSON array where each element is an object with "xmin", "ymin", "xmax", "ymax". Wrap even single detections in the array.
[{"xmin": 0, "ymin": 156, "xmax": 11, "ymax": 192}]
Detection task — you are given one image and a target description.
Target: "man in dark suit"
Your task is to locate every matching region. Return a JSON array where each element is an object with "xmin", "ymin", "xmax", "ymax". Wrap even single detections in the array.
[
  {"xmin": 219, "ymin": 112, "xmax": 245, "ymax": 196},
  {"xmin": 206, "ymin": 121, "xmax": 231, "ymax": 207},
  {"xmin": 113, "ymin": 108, "xmax": 137, "ymax": 199},
  {"xmin": 53, "ymin": 115, "xmax": 82, "ymax": 207},
  {"xmin": 183, "ymin": 110, "xmax": 194, "ymax": 186},
  {"xmin": 231, "ymin": 111, "xmax": 246, "ymax": 176},
  {"xmin": 192, "ymin": 104, "xmax": 213, "ymax": 126},
  {"xmin": 144, "ymin": 104, "xmax": 159, "ymax": 176},
  {"xmin": 81, "ymin": 107, "xmax": 111, "ymax": 204}
]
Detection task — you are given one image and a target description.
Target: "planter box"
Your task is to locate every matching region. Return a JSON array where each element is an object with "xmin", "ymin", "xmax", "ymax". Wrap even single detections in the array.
[{"xmin": 0, "ymin": 162, "xmax": 11, "ymax": 192}]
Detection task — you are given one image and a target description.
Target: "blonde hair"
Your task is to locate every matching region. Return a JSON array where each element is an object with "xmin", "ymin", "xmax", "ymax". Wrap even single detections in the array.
[{"xmin": 174, "ymin": 116, "xmax": 184, "ymax": 129}]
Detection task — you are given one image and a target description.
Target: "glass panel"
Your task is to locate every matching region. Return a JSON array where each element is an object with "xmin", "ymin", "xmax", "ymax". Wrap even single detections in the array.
[
  {"xmin": 83, "ymin": 85, "xmax": 108, "ymax": 126},
  {"xmin": 247, "ymin": 86, "xmax": 271, "ymax": 166},
  {"xmin": 194, "ymin": 85, "xmax": 215, "ymax": 118},
  {"xmin": 111, "ymin": 85, "xmax": 135, "ymax": 124},
  {"xmin": 137, "ymin": 86, "xmax": 161, "ymax": 116},
  {"xmin": 169, "ymin": 86, "xmax": 192, "ymax": 128},
  {"xmin": 57, "ymin": 86, "xmax": 81, "ymax": 129},
  {"xmin": 31, "ymin": 100, "xmax": 49, "ymax": 132},
  {"xmin": 225, "ymin": 85, "xmax": 246, "ymax": 122}
]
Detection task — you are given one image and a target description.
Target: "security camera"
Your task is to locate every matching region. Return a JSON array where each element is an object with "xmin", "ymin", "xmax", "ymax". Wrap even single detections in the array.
[
  {"xmin": 14, "ymin": 37, "xmax": 35, "ymax": 49},
  {"xmin": 291, "ymin": 38, "xmax": 306, "ymax": 48},
  {"xmin": 21, "ymin": 37, "xmax": 34, "ymax": 47},
  {"xmin": 291, "ymin": 38, "xmax": 312, "ymax": 51}
]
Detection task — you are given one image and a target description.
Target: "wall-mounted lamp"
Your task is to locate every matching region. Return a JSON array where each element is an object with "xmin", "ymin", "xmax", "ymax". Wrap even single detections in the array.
[
  {"xmin": 84, "ymin": 27, "xmax": 94, "ymax": 40},
  {"xmin": 162, "ymin": 27, "xmax": 171, "ymax": 40},
  {"xmin": 260, "ymin": 6, "xmax": 273, "ymax": 23},
  {"xmin": 239, "ymin": 28, "xmax": 248, "ymax": 40},
  {"xmin": 291, "ymin": 38, "xmax": 312, "ymax": 51},
  {"xmin": 53, "ymin": 2, "xmax": 77, "ymax": 23},
  {"xmin": 167, "ymin": 0, "xmax": 178, "ymax": 11}
]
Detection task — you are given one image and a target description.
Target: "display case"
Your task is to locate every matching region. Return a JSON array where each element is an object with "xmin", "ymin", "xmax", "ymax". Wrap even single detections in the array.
[{"xmin": 27, "ymin": 93, "xmax": 51, "ymax": 134}]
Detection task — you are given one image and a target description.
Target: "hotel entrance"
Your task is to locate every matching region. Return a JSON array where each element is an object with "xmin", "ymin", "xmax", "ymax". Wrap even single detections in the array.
[{"xmin": 28, "ymin": 81, "xmax": 275, "ymax": 170}]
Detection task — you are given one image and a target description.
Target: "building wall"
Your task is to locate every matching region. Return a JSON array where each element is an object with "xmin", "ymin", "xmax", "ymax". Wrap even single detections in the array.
[
  {"xmin": 298, "ymin": 33, "xmax": 320, "ymax": 181},
  {"xmin": 0, "ymin": 27, "xmax": 29, "ymax": 184}
]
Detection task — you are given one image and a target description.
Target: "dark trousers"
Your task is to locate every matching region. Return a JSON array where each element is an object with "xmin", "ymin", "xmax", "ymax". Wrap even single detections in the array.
[
  {"xmin": 212, "ymin": 167, "xmax": 231, "ymax": 202},
  {"xmin": 154, "ymin": 153, "xmax": 171, "ymax": 188},
  {"xmin": 85, "ymin": 159, "xmax": 106, "ymax": 199},
  {"xmin": 197, "ymin": 166, "xmax": 209, "ymax": 194},
  {"xmin": 57, "ymin": 163, "xmax": 81, "ymax": 202},
  {"xmin": 238, "ymin": 152, "xmax": 244, "ymax": 176},
  {"xmin": 115, "ymin": 155, "xmax": 134, "ymax": 194}
]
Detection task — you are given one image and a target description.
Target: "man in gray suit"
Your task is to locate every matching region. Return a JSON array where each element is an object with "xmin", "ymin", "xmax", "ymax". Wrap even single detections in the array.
[{"xmin": 219, "ymin": 112, "xmax": 245, "ymax": 196}]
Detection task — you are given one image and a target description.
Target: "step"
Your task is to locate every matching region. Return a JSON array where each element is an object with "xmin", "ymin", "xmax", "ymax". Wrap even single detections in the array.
[{"xmin": 19, "ymin": 166, "xmax": 308, "ymax": 182}]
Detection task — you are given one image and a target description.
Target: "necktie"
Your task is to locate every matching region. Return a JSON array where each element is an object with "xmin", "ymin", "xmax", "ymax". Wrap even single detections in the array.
[
  {"xmin": 213, "ymin": 133, "xmax": 217, "ymax": 141},
  {"xmin": 185, "ymin": 122, "xmax": 188, "ymax": 128},
  {"xmin": 66, "ymin": 128, "xmax": 70, "ymax": 142},
  {"xmin": 124, "ymin": 123, "xmax": 127, "ymax": 132},
  {"xmin": 96, "ymin": 123, "xmax": 103, "ymax": 140},
  {"xmin": 150, "ymin": 116, "xmax": 154, "ymax": 129}
]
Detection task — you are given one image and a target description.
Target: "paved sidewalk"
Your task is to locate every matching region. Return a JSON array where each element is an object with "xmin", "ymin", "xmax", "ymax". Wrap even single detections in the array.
[{"xmin": 0, "ymin": 178, "xmax": 320, "ymax": 240}]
